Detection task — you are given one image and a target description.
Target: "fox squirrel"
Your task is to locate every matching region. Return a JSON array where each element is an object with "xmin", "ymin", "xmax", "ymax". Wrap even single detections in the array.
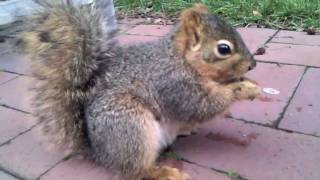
[{"xmin": 20, "ymin": 1, "xmax": 260, "ymax": 179}]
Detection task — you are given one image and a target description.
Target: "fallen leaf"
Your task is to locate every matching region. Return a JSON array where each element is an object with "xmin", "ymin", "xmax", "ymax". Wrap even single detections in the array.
[
  {"xmin": 253, "ymin": 10, "xmax": 262, "ymax": 16},
  {"xmin": 254, "ymin": 47, "xmax": 266, "ymax": 55},
  {"xmin": 306, "ymin": 28, "xmax": 317, "ymax": 35}
]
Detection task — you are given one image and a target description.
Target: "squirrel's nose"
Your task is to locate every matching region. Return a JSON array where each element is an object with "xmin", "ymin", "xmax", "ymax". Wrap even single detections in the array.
[{"xmin": 248, "ymin": 60, "xmax": 257, "ymax": 71}]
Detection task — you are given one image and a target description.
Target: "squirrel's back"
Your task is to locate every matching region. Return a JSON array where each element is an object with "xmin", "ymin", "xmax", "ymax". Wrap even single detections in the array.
[{"xmin": 20, "ymin": 0, "xmax": 111, "ymax": 151}]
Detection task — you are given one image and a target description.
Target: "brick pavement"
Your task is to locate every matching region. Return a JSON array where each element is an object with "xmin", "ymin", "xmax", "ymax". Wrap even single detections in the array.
[{"xmin": 1, "ymin": 18, "xmax": 320, "ymax": 179}]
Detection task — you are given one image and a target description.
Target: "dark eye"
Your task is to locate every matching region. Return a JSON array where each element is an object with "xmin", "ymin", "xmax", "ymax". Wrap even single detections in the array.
[
  {"xmin": 218, "ymin": 43, "xmax": 231, "ymax": 55},
  {"xmin": 215, "ymin": 40, "xmax": 234, "ymax": 58}
]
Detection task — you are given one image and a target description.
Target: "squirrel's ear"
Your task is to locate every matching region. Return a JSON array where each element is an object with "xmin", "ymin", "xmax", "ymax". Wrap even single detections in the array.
[{"xmin": 175, "ymin": 4, "xmax": 210, "ymax": 55}]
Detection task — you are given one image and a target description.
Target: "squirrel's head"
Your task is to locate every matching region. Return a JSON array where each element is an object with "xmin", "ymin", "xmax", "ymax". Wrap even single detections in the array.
[{"xmin": 175, "ymin": 4, "xmax": 256, "ymax": 83}]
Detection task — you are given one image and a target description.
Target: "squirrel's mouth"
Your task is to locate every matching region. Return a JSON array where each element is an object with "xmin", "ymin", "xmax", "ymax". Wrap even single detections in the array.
[{"xmin": 219, "ymin": 76, "xmax": 244, "ymax": 84}]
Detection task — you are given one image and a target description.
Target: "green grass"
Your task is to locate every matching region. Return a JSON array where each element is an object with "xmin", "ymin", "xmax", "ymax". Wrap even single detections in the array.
[
  {"xmin": 161, "ymin": 150, "xmax": 183, "ymax": 160},
  {"xmin": 227, "ymin": 171, "xmax": 244, "ymax": 180},
  {"xmin": 115, "ymin": 0, "xmax": 320, "ymax": 30}
]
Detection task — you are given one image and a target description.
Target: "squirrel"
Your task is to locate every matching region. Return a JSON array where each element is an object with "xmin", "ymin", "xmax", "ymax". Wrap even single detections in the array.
[{"xmin": 19, "ymin": 1, "xmax": 261, "ymax": 179}]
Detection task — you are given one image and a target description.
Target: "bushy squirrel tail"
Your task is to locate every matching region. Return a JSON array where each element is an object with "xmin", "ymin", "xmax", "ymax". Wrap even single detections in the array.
[{"xmin": 20, "ymin": 0, "xmax": 111, "ymax": 152}]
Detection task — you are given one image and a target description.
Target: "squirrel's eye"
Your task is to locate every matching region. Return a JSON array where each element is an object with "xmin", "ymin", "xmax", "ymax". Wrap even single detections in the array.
[
  {"xmin": 218, "ymin": 44, "xmax": 231, "ymax": 55},
  {"xmin": 215, "ymin": 40, "xmax": 234, "ymax": 59}
]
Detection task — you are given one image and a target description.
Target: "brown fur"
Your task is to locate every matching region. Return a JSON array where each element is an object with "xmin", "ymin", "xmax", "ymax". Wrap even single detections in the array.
[
  {"xmin": 19, "ymin": 1, "xmax": 260, "ymax": 179},
  {"xmin": 21, "ymin": 1, "xmax": 105, "ymax": 152},
  {"xmin": 176, "ymin": 4, "xmax": 255, "ymax": 85},
  {"xmin": 175, "ymin": 4, "xmax": 210, "ymax": 56}
]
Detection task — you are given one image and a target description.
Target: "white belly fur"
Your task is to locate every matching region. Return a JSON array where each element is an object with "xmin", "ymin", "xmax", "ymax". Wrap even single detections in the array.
[{"xmin": 152, "ymin": 120, "xmax": 180, "ymax": 149}]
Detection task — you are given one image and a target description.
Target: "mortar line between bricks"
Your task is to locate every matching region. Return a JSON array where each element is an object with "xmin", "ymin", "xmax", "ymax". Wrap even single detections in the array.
[
  {"xmin": 180, "ymin": 157, "xmax": 248, "ymax": 180},
  {"xmin": 0, "ymin": 165, "xmax": 24, "ymax": 180},
  {"xmin": 273, "ymin": 67, "xmax": 308, "ymax": 127},
  {"xmin": 264, "ymin": 29, "xmax": 281, "ymax": 45},
  {"xmin": 255, "ymin": 59, "xmax": 320, "ymax": 68},
  {"xmin": 0, "ymin": 75, "xmax": 19, "ymax": 86},
  {"xmin": 36, "ymin": 154, "xmax": 74, "ymax": 180},
  {"xmin": 231, "ymin": 117, "xmax": 320, "ymax": 139},
  {"xmin": 268, "ymin": 41, "xmax": 320, "ymax": 47},
  {"xmin": 0, "ymin": 70, "xmax": 26, "ymax": 76},
  {"xmin": 277, "ymin": 127, "xmax": 320, "ymax": 138},
  {"xmin": 0, "ymin": 122, "xmax": 40, "ymax": 147},
  {"xmin": 124, "ymin": 33, "xmax": 164, "ymax": 37},
  {"xmin": 36, "ymin": 162, "xmax": 61, "ymax": 180},
  {"xmin": 0, "ymin": 104, "xmax": 31, "ymax": 114}
]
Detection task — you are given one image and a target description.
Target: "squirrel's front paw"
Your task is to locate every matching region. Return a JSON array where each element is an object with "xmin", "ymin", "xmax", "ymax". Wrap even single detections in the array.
[
  {"xmin": 230, "ymin": 80, "xmax": 261, "ymax": 100},
  {"xmin": 143, "ymin": 166, "xmax": 190, "ymax": 180}
]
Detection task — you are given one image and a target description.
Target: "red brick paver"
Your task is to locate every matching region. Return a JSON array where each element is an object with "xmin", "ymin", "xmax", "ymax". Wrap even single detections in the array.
[
  {"xmin": 256, "ymin": 43, "xmax": 320, "ymax": 67},
  {"xmin": 0, "ymin": 71, "xmax": 18, "ymax": 85},
  {"xmin": 0, "ymin": 106, "xmax": 36, "ymax": 145},
  {"xmin": 126, "ymin": 25, "xmax": 173, "ymax": 37},
  {"xmin": 0, "ymin": 171, "xmax": 19, "ymax": 180},
  {"xmin": 116, "ymin": 34, "xmax": 161, "ymax": 45},
  {"xmin": 237, "ymin": 28, "xmax": 277, "ymax": 53},
  {"xmin": 181, "ymin": 162, "xmax": 229, "ymax": 180},
  {"xmin": 0, "ymin": 53, "xmax": 29, "ymax": 75},
  {"xmin": 117, "ymin": 23, "xmax": 136, "ymax": 34},
  {"xmin": 42, "ymin": 156, "xmax": 229, "ymax": 180},
  {"xmin": 279, "ymin": 68, "xmax": 320, "ymax": 136},
  {"xmin": 41, "ymin": 157, "xmax": 118, "ymax": 180},
  {"xmin": 118, "ymin": 18, "xmax": 146, "ymax": 26},
  {"xmin": 230, "ymin": 63, "xmax": 305, "ymax": 125},
  {"xmin": 0, "ymin": 76, "xmax": 34, "ymax": 113},
  {"xmin": 0, "ymin": 125, "xmax": 68, "ymax": 180},
  {"xmin": 173, "ymin": 118, "xmax": 320, "ymax": 180},
  {"xmin": 271, "ymin": 30, "xmax": 320, "ymax": 46}
]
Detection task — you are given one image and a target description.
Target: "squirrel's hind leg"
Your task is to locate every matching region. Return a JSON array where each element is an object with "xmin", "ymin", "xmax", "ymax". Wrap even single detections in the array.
[{"xmin": 86, "ymin": 92, "xmax": 189, "ymax": 180}]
